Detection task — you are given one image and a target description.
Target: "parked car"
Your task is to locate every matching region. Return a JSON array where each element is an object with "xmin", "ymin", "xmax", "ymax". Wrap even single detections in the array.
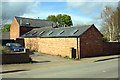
[{"xmin": 5, "ymin": 43, "xmax": 25, "ymax": 52}]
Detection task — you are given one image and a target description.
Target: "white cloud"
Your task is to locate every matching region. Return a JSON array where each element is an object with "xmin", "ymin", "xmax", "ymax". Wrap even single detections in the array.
[
  {"xmin": 71, "ymin": 15, "xmax": 91, "ymax": 24},
  {"xmin": 21, "ymin": 11, "xmax": 71, "ymax": 19},
  {"xmin": 66, "ymin": 0, "xmax": 119, "ymax": 2},
  {"xmin": 67, "ymin": 2, "xmax": 118, "ymax": 15},
  {"xmin": 35, "ymin": 0, "xmax": 66, "ymax": 2},
  {"xmin": 66, "ymin": 2, "xmax": 118, "ymax": 29},
  {"xmin": 2, "ymin": 0, "xmax": 119, "ymax": 2},
  {"xmin": 71, "ymin": 15, "xmax": 102, "ymax": 29},
  {"xmin": 2, "ymin": 0, "xmax": 35, "ymax": 2},
  {"xmin": 2, "ymin": 2, "xmax": 39, "ymax": 20}
]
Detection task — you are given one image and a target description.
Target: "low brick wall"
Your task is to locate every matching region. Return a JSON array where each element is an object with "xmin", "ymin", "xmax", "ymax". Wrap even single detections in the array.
[
  {"xmin": 1, "ymin": 53, "xmax": 30, "ymax": 64},
  {"xmin": 103, "ymin": 42, "xmax": 120, "ymax": 55}
]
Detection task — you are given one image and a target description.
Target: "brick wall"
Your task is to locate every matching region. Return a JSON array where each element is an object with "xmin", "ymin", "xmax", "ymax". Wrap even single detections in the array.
[
  {"xmin": 103, "ymin": 42, "xmax": 120, "ymax": 55},
  {"xmin": 80, "ymin": 26, "xmax": 104, "ymax": 58},
  {"xmin": 1, "ymin": 53, "xmax": 30, "ymax": 64},
  {"xmin": 10, "ymin": 18, "xmax": 20, "ymax": 39},
  {"xmin": 24, "ymin": 37, "xmax": 78, "ymax": 58},
  {"xmin": 20, "ymin": 27, "xmax": 34, "ymax": 36}
]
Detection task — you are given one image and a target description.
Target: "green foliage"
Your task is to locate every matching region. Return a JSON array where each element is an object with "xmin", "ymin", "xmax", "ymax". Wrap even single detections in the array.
[
  {"xmin": 62, "ymin": 14, "xmax": 73, "ymax": 27},
  {"xmin": 1, "ymin": 24, "xmax": 11, "ymax": 32},
  {"xmin": 70, "ymin": 58, "xmax": 79, "ymax": 60},
  {"xmin": 64, "ymin": 56, "xmax": 70, "ymax": 59},
  {"xmin": 47, "ymin": 15, "xmax": 57, "ymax": 23},
  {"xmin": 0, "ymin": 46, "xmax": 11, "ymax": 54},
  {"xmin": 56, "ymin": 54, "xmax": 62, "ymax": 57},
  {"xmin": 46, "ymin": 14, "xmax": 73, "ymax": 27},
  {"xmin": 103, "ymin": 37, "xmax": 110, "ymax": 42},
  {"xmin": 63, "ymin": 56, "xmax": 78, "ymax": 60}
]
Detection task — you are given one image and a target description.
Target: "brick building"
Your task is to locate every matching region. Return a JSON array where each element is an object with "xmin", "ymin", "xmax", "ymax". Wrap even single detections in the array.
[
  {"xmin": 10, "ymin": 17, "xmax": 120, "ymax": 59},
  {"xmin": 10, "ymin": 16, "xmax": 56, "ymax": 39}
]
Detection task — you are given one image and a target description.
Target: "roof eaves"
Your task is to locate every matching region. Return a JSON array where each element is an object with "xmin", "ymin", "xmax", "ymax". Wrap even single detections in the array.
[{"xmin": 41, "ymin": 35, "xmax": 80, "ymax": 38}]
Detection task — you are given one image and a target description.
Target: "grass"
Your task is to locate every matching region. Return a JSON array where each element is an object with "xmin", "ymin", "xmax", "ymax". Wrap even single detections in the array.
[
  {"xmin": 56, "ymin": 54, "xmax": 62, "ymax": 57},
  {"xmin": 64, "ymin": 56, "xmax": 69, "ymax": 59},
  {"xmin": 63, "ymin": 56, "xmax": 79, "ymax": 60}
]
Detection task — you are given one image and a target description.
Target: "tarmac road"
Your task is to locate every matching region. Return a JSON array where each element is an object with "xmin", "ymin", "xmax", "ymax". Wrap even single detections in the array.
[{"xmin": 2, "ymin": 58, "xmax": 119, "ymax": 78}]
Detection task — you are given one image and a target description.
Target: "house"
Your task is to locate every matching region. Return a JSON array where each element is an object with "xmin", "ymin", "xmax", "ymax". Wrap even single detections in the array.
[
  {"xmin": 10, "ymin": 16, "xmax": 56, "ymax": 39},
  {"xmin": 10, "ymin": 17, "xmax": 120, "ymax": 59}
]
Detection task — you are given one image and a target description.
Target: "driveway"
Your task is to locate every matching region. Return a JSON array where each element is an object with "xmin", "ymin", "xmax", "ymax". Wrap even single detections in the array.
[
  {"xmin": 1, "ymin": 52, "xmax": 89, "ymax": 72},
  {"xmin": 1, "ymin": 52, "xmax": 119, "ymax": 76}
]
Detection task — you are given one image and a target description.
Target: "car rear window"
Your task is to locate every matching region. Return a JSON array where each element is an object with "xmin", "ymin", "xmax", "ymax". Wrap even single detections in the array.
[{"xmin": 6, "ymin": 43, "xmax": 22, "ymax": 47}]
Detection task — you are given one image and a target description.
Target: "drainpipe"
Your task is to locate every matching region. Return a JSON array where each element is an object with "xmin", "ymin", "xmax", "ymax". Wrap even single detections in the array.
[
  {"xmin": 77, "ymin": 37, "xmax": 80, "ymax": 59},
  {"xmin": 80, "ymin": 37, "xmax": 81, "ymax": 59}
]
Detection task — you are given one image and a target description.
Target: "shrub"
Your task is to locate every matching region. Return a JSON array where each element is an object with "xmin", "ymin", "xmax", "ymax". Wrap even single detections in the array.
[
  {"xmin": 57, "ymin": 54, "xmax": 62, "ymax": 57},
  {"xmin": 103, "ymin": 37, "xmax": 109, "ymax": 42},
  {"xmin": 64, "ymin": 56, "xmax": 70, "ymax": 59},
  {"xmin": 0, "ymin": 46, "xmax": 12, "ymax": 54}
]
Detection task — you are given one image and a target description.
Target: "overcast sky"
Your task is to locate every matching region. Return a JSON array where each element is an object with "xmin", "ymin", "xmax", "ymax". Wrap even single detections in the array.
[{"xmin": 1, "ymin": 0, "xmax": 119, "ymax": 29}]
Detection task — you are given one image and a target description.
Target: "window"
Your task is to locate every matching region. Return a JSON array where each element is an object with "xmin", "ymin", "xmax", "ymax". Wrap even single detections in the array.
[
  {"xmin": 73, "ymin": 29, "xmax": 79, "ymax": 34},
  {"xmin": 32, "ymin": 31, "xmax": 37, "ymax": 35},
  {"xmin": 39, "ymin": 31, "xmax": 45, "ymax": 35},
  {"xmin": 26, "ymin": 22, "xmax": 30, "ymax": 25},
  {"xmin": 59, "ymin": 30, "xmax": 64, "ymax": 35},
  {"xmin": 25, "ymin": 32, "xmax": 30, "ymax": 35},
  {"xmin": 48, "ymin": 31, "xmax": 53, "ymax": 35}
]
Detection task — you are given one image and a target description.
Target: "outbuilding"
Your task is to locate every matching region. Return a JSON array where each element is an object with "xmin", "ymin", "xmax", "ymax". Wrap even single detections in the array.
[{"xmin": 22, "ymin": 24, "xmax": 104, "ymax": 58}]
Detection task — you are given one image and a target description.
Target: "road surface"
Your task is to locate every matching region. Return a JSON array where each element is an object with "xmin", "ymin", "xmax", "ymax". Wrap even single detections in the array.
[{"xmin": 2, "ymin": 58, "xmax": 119, "ymax": 78}]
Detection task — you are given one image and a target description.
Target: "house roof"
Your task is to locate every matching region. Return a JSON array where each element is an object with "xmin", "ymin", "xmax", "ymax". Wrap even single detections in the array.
[
  {"xmin": 15, "ymin": 16, "xmax": 56, "ymax": 28},
  {"xmin": 0, "ymin": 32, "xmax": 10, "ymax": 39},
  {"xmin": 22, "ymin": 25, "xmax": 95, "ymax": 38}
]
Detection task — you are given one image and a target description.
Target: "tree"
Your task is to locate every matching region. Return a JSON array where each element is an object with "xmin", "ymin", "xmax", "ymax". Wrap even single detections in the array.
[
  {"xmin": 101, "ymin": 6, "xmax": 120, "ymax": 41},
  {"xmin": 62, "ymin": 14, "xmax": 73, "ymax": 27},
  {"xmin": 46, "ymin": 15, "xmax": 57, "ymax": 23},
  {"xmin": 56, "ymin": 14, "xmax": 64, "ymax": 26},
  {"xmin": 0, "ymin": 24, "xmax": 11, "ymax": 32},
  {"xmin": 46, "ymin": 14, "xmax": 73, "ymax": 27}
]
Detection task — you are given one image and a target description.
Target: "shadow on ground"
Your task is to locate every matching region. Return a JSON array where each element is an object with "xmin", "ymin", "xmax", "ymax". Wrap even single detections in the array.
[
  {"xmin": 31, "ymin": 61, "xmax": 51, "ymax": 63},
  {"xmin": 1, "ymin": 69, "xmax": 28, "ymax": 74},
  {"xmin": 94, "ymin": 57, "xmax": 119, "ymax": 62}
]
